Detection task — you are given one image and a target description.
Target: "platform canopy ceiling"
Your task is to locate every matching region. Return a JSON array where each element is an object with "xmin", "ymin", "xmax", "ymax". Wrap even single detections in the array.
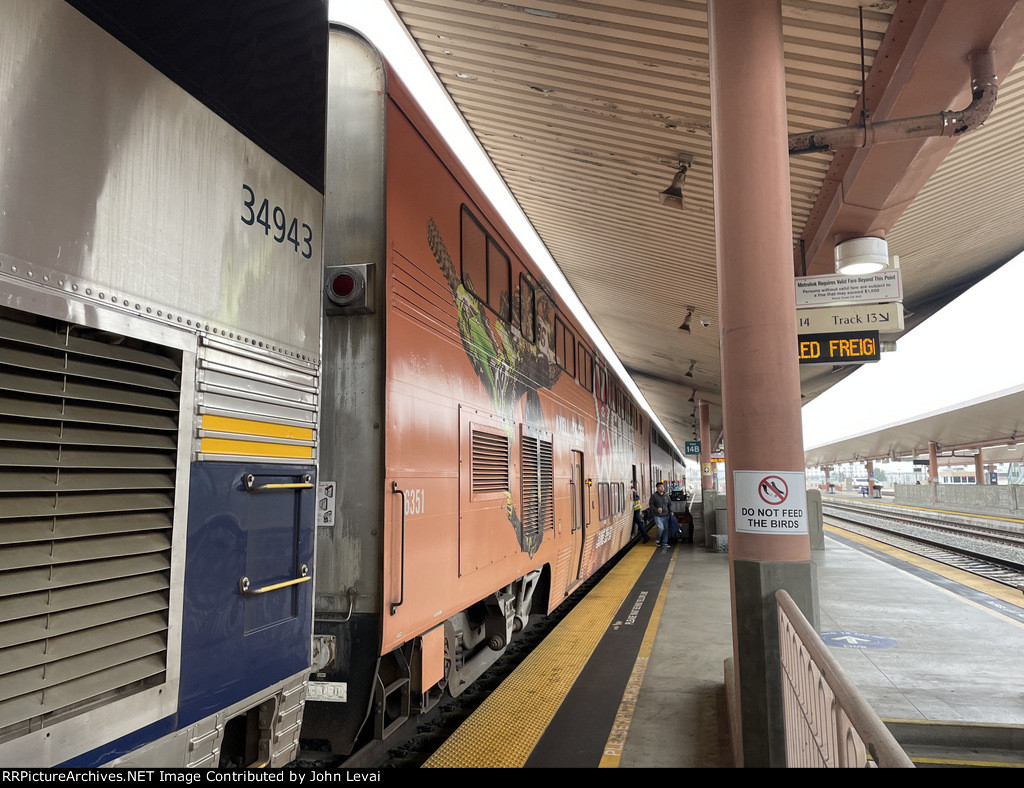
[
  {"xmin": 804, "ymin": 384, "xmax": 1024, "ymax": 466},
  {"xmin": 385, "ymin": 0, "xmax": 1024, "ymax": 454}
]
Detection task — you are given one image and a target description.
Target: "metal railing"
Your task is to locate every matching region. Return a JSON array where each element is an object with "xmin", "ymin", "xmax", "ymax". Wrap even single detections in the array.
[{"xmin": 776, "ymin": 590, "xmax": 914, "ymax": 768}]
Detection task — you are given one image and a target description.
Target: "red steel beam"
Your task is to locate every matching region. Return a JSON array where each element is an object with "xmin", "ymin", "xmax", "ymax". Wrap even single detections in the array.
[{"xmin": 798, "ymin": 0, "xmax": 1024, "ymax": 275}]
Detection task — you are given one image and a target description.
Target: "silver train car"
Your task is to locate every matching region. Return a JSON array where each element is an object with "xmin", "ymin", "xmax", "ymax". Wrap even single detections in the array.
[{"xmin": 0, "ymin": 0, "xmax": 326, "ymax": 767}]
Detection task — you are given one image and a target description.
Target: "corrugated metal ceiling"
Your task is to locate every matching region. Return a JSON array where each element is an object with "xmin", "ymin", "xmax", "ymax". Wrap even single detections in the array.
[{"xmin": 387, "ymin": 0, "xmax": 1024, "ymax": 455}]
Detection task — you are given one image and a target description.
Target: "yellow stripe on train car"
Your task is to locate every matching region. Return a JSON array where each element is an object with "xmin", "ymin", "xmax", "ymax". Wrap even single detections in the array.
[
  {"xmin": 201, "ymin": 414, "xmax": 314, "ymax": 442},
  {"xmin": 200, "ymin": 437, "xmax": 314, "ymax": 459}
]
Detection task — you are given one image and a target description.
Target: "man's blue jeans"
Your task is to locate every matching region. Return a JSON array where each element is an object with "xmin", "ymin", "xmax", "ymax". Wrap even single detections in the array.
[{"xmin": 654, "ymin": 515, "xmax": 669, "ymax": 545}]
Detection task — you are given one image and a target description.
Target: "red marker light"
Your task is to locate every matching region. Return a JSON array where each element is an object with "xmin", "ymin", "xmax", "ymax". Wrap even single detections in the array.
[
  {"xmin": 325, "ymin": 267, "xmax": 365, "ymax": 308},
  {"xmin": 331, "ymin": 273, "xmax": 356, "ymax": 299}
]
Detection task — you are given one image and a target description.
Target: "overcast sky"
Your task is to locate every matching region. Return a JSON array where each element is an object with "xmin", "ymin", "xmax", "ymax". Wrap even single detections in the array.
[
  {"xmin": 329, "ymin": 1, "xmax": 1022, "ymax": 454},
  {"xmin": 800, "ymin": 251, "xmax": 1023, "ymax": 449}
]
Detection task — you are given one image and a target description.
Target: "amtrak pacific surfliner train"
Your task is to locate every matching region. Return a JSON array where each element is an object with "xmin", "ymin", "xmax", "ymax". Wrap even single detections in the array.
[
  {"xmin": 303, "ymin": 27, "xmax": 683, "ymax": 757},
  {"xmin": 0, "ymin": 2, "xmax": 684, "ymax": 766}
]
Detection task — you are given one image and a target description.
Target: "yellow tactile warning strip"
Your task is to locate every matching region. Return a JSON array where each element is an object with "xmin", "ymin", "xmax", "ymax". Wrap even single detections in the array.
[
  {"xmin": 598, "ymin": 549, "xmax": 677, "ymax": 768},
  {"xmin": 824, "ymin": 523, "xmax": 1024, "ymax": 607},
  {"xmin": 421, "ymin": 545, "xmax": 657, "ymax": 768}
]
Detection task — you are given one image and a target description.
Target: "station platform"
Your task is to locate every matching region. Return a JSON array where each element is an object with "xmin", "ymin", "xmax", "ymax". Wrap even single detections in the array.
[{"xmin": 420, "ymin": 513, "xmax": 1024, "ymax": 768}]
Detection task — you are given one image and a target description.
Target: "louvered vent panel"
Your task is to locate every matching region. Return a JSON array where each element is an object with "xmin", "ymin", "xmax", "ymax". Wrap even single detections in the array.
[
  {"xmin": 521, "ymin": 435, "xmax": 539, "ymax": 540},
  {"xmin": 471, "ymin": 430, "xmax": 509, "ymax": 494},
  {"xmin": 538, "ymin": 438, "xmax": 553, "ymax": 531},
  {"xmin": 0, "ymin": 306, "xmax": 180, "ymax": 739}
]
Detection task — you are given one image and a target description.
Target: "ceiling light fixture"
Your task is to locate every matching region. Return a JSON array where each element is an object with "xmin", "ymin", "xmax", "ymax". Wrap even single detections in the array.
[
  {"xmin": 684, "ymin": 360, "xmax": 695, "ymax": 377},
  {"xmin": 835, "ymin": 236, "xmax": 892, "ymax": 276},
  {"xmin": 659, "ymin": 155, "xmax": 692, "ymax": 210},
  {"xmin": 688, "ymin": 390, "xmax": 695, "ymax": 404},
  {"xmin": 679, "ymin": 307, "xmax": 695, "ymax": 333}
]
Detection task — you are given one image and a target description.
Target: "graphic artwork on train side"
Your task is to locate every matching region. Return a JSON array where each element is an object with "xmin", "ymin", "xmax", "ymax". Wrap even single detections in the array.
[{"xmin": 427, "ymin": 217, "xmax": 559, "ymax": 556}]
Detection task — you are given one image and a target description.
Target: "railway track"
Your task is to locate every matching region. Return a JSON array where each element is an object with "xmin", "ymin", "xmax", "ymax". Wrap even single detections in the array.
[{"xmin": 822, "ymin": 498, "xmax": 1024, "ymax": 588}]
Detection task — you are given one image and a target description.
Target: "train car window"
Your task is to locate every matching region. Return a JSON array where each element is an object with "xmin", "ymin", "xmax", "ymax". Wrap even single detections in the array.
[
  {"xmin": 461, "ymin": 208, "xmax": 487, "ymax": 300},
  {"xmin": 554, "ymin": 317, "xmax": 576, "ymax": 376},
  {"xmin": 577, "ymin": 344, "xmax": 593, "ymax": 391},
  {"xmin": 520, "ymin": 274, "xmax": 536, "ymax": 343},
  {"xmin": 598, "ymin": 482, "xmax": 610, "ymax": 520},
  {"xmin": 488, "ymin": 238, "xmax": 511, "ymax": 322},
  {"xmin": 593, "ymin": 366, "xmax": 603, "ymax": 403},
  {"xmin": 563, "ymin": 325, "xmax": 576, "ymax": 377},
  {"xmin": 461, "ymin": 206, "xmax": 512, "ymax": 322},
  {"xmin": 554, "ymin": 317, "xmax": 566, "ymax": 369}
]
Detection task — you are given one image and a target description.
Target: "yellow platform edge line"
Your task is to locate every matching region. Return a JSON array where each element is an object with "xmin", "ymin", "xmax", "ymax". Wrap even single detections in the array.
[
  {"xmin": 422, "ymin": 545, "xmax": 657, "ymax": 768},
  {"xmin": 882, "ymin": 717, "xmax": 1024, "ymax": 730},
  {"xmin": 598, "ymin": 549, "xmax": 677, "ymax": 768},
  {"xmin": 910, "ymin": 757, "xmax": 1024, "ymax": 768},
  {"xmin": 823, "ymin": 523, "xmax": 1024, "ymax": 607}
]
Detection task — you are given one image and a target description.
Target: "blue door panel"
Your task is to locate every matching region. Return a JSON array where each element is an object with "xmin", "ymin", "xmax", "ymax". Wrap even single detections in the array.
[{"xmin": 178, "ymin": 462, "xmax": 314, "ymax": 725}]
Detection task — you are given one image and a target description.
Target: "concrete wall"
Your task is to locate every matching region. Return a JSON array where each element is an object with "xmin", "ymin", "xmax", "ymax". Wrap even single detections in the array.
[
  {"xmin": 894, "ymin": 482, "xmax": 1024, "ymax": 514},
  {"xmin": 806, "ymin": 489, "xmax": 824, "ymax": 550}
]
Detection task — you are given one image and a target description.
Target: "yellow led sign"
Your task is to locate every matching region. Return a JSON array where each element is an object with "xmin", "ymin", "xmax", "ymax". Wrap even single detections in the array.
[{"xmin": 797, "ymin": 331, "xmax": 880, "ymax": 365}]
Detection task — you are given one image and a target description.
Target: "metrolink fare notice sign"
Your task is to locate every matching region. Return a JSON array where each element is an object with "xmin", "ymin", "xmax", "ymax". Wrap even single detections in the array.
[{"xmin": 732, "ymin": 471, "xmax": 808, "ymax": 534}]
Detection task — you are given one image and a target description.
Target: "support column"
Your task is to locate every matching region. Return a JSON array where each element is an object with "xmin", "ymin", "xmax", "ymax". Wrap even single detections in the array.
[
  {"xmin": 975, "ymin": 452, "xmax": 984, "ymax": 484},
  {"xmin": 708, "ymin": 0, "xmax": 817, "ymax": 768},
  {"xmin": 699, "ymin": 400, "xmax": 713, "ymax": 491},
  {"xmin": 929, "ymin": 441, "xmax": 939, "ymax": 483},
  {"xmin": 866, "ymin": 460, "xmax": 874, "ymax": 497}
]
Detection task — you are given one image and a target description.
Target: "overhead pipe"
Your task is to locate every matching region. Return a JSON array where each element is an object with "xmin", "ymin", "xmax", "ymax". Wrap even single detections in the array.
[{"xmin": 789, "ymin": 51, "xmax": 997, "ymax": 155}]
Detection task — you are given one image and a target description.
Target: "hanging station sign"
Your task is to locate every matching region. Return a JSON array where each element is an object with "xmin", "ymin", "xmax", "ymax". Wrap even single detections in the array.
[
  {"xmin": 796, "ymin": 302, "xmax": 904, "ymax": 334},
  {"xmin": 794, "ymin": 270, "xmax": 903, "ymax": 307}
]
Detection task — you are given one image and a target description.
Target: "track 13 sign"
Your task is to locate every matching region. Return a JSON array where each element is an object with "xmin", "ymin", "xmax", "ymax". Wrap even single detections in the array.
[{"xmin": 798, "ymin": 331, "xmax": 880, "ymax": 365}]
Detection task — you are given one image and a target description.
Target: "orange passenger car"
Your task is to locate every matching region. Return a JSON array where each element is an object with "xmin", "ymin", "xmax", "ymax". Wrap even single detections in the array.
[{"xmin": 304, "ymin": 27, "xmax": 655, "ymax": 756}]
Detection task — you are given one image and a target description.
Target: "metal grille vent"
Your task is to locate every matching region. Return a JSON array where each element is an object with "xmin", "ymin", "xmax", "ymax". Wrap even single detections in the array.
[
  {"xmin": 471, "ymin": 429, "xmax": 509, "ymax": 495},
  {"xmin": 0, "ymin": 306, "xmax": 181, "ymax": 740},
  {"xmin": 521, "ymin": 435, "xmax": 554, "ymax": 544}
]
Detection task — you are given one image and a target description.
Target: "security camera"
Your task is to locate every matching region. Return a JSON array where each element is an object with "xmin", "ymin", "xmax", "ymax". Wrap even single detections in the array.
[{"xmin": 699, "ymin": 316, "xmax": 710, "ymax": 328}]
